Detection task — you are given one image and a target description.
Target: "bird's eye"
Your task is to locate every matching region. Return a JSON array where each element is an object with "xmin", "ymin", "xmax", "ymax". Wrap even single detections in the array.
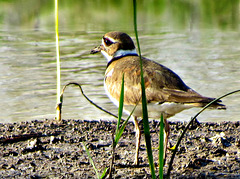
[{"xmin": 104, "ymin": 38, "xmax": 113, "ymax": 46}]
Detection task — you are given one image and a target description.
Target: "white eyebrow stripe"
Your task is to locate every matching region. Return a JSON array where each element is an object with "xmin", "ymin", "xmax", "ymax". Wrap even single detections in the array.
[
  {"xmin": 102, "ymin": 37, "xmax": 119, "ymax": 48},
  {"xmin": 104, "ymin": 36, "xmax": 118, "ymax": 43}
]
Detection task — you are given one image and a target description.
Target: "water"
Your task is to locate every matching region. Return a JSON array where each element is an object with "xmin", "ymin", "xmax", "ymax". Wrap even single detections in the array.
[
  {"xmin": 0, "ymin": 30, "xmax": 239, "ymax": 123},
  {"xmin": 0, "ymin": 1, "xmax": 239, "ymax": 123}
]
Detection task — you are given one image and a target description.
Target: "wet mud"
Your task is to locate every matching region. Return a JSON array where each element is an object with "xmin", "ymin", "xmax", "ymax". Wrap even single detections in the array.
[{"xmin": 0, "ymin": 119, "xmax": 239, "ymax": 178}]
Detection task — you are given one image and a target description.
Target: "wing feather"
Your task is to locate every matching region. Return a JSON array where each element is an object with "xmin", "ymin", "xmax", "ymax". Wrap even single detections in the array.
[{"xmin": 105, "ymin": 56, "xmax": 225, "ymax": 109}]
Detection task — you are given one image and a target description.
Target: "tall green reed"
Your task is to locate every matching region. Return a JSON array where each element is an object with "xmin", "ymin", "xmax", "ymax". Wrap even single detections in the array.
[
  {"xmin": 55, "ymin": 0, "xmax": 61, "ymax": 121},
  {"xmin": 109, "ymin": 74, "xmax": 138, "ymax": 177},
  {"xmin": 133, "ymin": 0, "xmax": 156, "ymax": 178},
  {"xmin": 159, "ymin": 114, "xmax": 164, "ymax": 178},
  {"xmin": 114, "ymin": 74, "xmax": 138, "ymax": 147}
]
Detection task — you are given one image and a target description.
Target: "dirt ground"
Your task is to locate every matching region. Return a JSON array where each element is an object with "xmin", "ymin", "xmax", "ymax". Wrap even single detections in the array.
[{"xmin": 0, "ymin": 119, "xmax": 239, "ymax": 178}]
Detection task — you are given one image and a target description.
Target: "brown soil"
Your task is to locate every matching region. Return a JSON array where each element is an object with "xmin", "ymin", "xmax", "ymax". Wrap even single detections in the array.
[{"xmin": 0, "ymin": 119, "xmax": 239, "ymax": 178}]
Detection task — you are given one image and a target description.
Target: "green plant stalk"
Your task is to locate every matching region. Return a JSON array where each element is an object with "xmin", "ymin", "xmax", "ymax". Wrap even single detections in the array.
[
  {"xmin": 55, "ymin": 0, "xmax": 61, "ymax": 121},
  {"xmin": 133, "ymin": 0, "xmax": 155, "ymax": 178},
  {"xmin": 159, "ymin": 114, "xmax": 164, "ymax": 179},
  {"xmin": 116, "ymin": 74, "xmax": 125, "ymax": 135},
  {"xmin": 111, "ymin": 103, "xmax": 138, "ymax": 177},
  {"xmin": 110, "ymin": 74, "xmax": 125, "ymax": 178},
  {"xmin": 166, "ymin": 89, "xmax": 240, "ymax": 178},
  {"xmin": 110, "ymin": 74, "xmax": 138, "ymax": 177},
  {"xmin": 100, "ymin": 168, "xmax": 108, "ymax": 179},
  {"xmin": 115, "ymin": 102, "xmax": 138, "ymax": 146},
  {"xmin": 114, "ymin": 73, "xmax": 139, "ymax": 145},
  {"xmin": 82, "ymin": 142, "xmax": 100, "ymax": 179}
]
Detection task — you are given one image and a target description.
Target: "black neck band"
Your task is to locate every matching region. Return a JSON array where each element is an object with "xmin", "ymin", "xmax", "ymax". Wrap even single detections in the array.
[{"xmin": 106, "ymin": 54, "xmax": 138, "ymax": 68}]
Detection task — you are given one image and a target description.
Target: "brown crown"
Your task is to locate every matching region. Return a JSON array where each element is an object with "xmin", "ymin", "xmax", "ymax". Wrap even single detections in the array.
[{"xmin": 104, "ymin": 31, "xmax": 136, "ymax": 50}]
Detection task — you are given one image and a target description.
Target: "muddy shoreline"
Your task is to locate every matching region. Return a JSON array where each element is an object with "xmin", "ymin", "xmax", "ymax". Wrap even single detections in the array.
[{"xmin": 0, "ymin": 119, "xmax": 239, "ymax": 178}]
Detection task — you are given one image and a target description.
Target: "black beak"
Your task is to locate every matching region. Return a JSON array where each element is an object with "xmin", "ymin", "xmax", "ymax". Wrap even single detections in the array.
[{"xmin": 90, "ymin": 45, "xmax": 103, "ymax": 54}]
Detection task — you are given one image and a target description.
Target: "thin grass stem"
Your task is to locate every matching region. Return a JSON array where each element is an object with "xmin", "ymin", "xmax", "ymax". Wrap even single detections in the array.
[
  {"xmin": 109, "ymin": 74, "xmax": 125, "ymax": 177},
  {"xmin": 110, "ymin": 74, "xmax": 138, "ymax": 176},
  {"xmin": 133, "ymin": 0, "xmax": 156, "ymax": 178},
  {"xmin": 82, "ymin": 142, "xmax": 100, "ymax": 179},
  {"xmin": 166, "ymin": 89, "xmax": 240, "ymax": 178},
  {"xmin": 60, "ymin": 82, "xmax": 119, "ymax": 119},
  {"xmin": 116, "ymin": 74, "xmax": 125, "ymax": 134},
  {"xmin": 159, "ymin": 114, "xmax": 164, "ymax": 179},
  {"xmin": 55, "ymin": 0, "xmax": 61, "ymax": 121}
]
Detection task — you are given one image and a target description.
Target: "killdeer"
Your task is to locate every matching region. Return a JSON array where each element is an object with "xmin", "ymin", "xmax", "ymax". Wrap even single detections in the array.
[{"xmin": 91, "ymin": 31, "xmax": 226, "ymax": 165}]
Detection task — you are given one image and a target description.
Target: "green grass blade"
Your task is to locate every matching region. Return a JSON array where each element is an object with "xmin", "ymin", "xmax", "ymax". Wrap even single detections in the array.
[
  {"xmin": 115, "ymin": 102, "xmax": 138, "ymax": 145},
  {"xmin": 133, "ymin": 0, "xmax": 141, "ymax": 58},
  {"xmin": 133, "ymin": 0, "xmax": 155, "ymax": 178},
  {"xmin": 159, "ymin": 114, "xmax": 164, "ymax": 179},
  {"xmin": 116, "ymin": 74, "xmax": 125, "ymax": 134},
  {"xmin": 113, "ymin": 73, "xmax": 125, "ymax": 148},
  {"xmin": 100, "ymin": 167, "xmax": 108, "ymax": 179},
  {"xmin": 82, "ymin": 142, "xmax": 100, "ymax": 179},
  {"xmin": 114, "ymin": 73, "xmax": 139, "ymax": 146}
]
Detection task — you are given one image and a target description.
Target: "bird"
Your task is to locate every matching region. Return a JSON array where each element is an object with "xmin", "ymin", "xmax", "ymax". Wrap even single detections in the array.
[{"xmin": 90, "ymin": 31, "xmax": 226, "ymax": 165}]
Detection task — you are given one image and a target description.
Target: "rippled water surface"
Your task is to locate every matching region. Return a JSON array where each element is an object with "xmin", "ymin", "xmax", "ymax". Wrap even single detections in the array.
[
  {"xmin": 0, "ymin": 0, "xmax": 239, "ymax": 123},
  {"xmin": 0, "ymin": 30, "xmax": 239, "ymax": 123}
]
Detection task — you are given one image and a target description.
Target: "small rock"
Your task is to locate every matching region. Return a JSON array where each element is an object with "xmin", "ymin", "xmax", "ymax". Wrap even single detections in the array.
[
  {"xmin": 27, "ymin": 138, "xmax": 38, "ymax": 149},
  {"xmin": 2, "ymin": 164, "xmax": 8, "ymax": 169},
  {"xmin": 213, "ymin": 148, "xmax": 227, "ymax": 157},
  {"xmin": 210, "ymin": 132, "xmax": 231, "ymax": 147}
]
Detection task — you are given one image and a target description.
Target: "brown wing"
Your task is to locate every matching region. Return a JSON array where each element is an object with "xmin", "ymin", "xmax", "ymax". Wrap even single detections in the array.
[{"xmin": 105, "ymin": 56, "xmax": 225, "ymax": 109}]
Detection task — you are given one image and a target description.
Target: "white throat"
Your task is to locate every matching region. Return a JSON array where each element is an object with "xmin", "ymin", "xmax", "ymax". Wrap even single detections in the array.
[{"xmin": 101, "ymin": 49, "xmax": 138, "ymax": 62}]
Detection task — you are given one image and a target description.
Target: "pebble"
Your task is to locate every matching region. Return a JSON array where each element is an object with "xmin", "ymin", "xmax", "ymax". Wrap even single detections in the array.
[{"xmin": 0, "ymin": 119, "xmax": 239, "ymax": 178}]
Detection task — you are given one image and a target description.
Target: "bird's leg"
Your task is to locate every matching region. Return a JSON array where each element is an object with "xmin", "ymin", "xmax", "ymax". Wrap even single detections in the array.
[
  {"xmin": 164, "ymin": 118, "xmax": 170, "ymax": 164},
  {"xmin": 133, "ymin": 116, "xmax": 141, "ymax": 165}
]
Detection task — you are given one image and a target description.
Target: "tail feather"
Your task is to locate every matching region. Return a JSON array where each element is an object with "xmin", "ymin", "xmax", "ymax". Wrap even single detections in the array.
[
  {"xmin": 202, "ymin": 97, "xmax": 226, "ymax": 109},
  {"xmin": 190, "ymin": 99, "xmax": 226, "ymax": 109}
]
